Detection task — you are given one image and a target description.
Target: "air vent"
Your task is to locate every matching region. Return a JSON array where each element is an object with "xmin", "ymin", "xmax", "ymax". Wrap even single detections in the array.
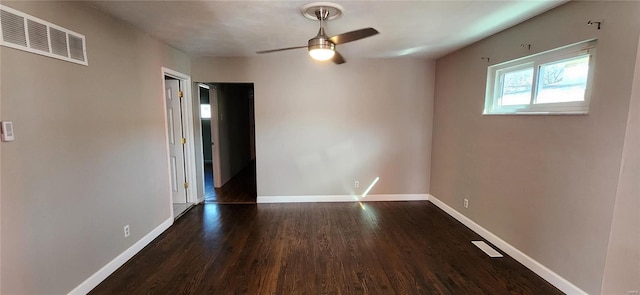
[
  {"xmin": 0, "ymin": 4, "xmax": 88, "ymax": 66},
  {"xmin": 1, "ymin": 9, "xmax": 26, "ymax": 46},
  {"xmin": 27, "ymin": 19, "xmax": 49, "ymax": 52},
  {"xmin": 49, "ymin": 27, "xmax": 69, "ymax": 57},
  {"xmin": 68, "ymin": 34, "xmax": 84, "ymax": 62}
]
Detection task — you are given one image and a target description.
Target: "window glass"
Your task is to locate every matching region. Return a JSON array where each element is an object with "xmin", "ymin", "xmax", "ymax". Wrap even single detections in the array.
[
  {"xmin": 500, "ymin": 67, "xmax": 533, "ymax": 106},
  {"xmin": 535, "ymin": 55, "xmax": 590, "ymax": 104},
  {"xmin": 200, "ymin": 104, "xmax": 211, "ymax": 119}
]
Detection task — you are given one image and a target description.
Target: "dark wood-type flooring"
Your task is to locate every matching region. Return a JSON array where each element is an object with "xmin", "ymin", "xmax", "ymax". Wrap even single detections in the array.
[
  {"xmin": 204, "ymin": 161, "xmax": 256, "ymax": 203},
  {"xmin": 90, "ymin": 201, "xmax": 562, "ymax": 294}
]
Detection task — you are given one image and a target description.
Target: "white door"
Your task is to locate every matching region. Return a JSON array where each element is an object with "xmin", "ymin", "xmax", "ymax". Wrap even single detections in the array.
[
  {"xmin": 165, "ymin": 79, "xmax": 188, "ymax": 203},
  {"xmin": 209, "ymin": 86, "xmax": 223, "ymax": 188}
]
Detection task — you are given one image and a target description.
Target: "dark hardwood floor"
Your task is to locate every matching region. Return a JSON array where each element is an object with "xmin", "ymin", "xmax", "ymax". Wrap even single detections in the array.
[
  {"xmin": 204, "ymin": 161, "xmax": 256, "ymax": 203},
  {"xmin": 90, "ymin": 202, "xmax": 562, "ymax": 295}
]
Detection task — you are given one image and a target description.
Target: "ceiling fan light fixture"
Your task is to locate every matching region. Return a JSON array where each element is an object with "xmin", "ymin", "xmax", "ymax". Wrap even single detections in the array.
[
  {"xmin": 309, "ymin": 47, "xmax": 335, "ymax": 61},
  {"xmin": 308, "ymin": 37, "xmax": 335, "ymax": 61}
]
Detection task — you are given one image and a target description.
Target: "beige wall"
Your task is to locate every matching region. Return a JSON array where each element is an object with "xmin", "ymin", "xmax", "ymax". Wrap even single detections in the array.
[
  {"xmin": 0, "ymin": 1, "xmax": 190, "ymax": 294},
  {"xmin": 192, "ymin": 56, "xmax": 434, "ymax": 197},
  {"xmin": 601, "ymin": 35, "xmax": 640, "ymax": 295},
  {"xmin": 431, "ymin": 1, "xmax": 640, "ymax": 294}
]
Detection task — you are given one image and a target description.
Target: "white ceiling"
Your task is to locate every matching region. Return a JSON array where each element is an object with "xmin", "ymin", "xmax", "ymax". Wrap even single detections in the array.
[{"xmin": 87, "ymin": 0, "xmax": 567, "ymax": 59}]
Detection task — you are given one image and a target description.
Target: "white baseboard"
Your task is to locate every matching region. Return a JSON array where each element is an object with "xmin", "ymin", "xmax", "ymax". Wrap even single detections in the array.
[
  {"xmin": 427, "ymin": 194, "xmax": 587, "ymax": 295},
  {"xmin": 257, "ymin": 194, "xmax": 428, "ymax": 203},
  {"xmin": 67, "ymin": 217, "xmax": 174, "ymax": 295}
]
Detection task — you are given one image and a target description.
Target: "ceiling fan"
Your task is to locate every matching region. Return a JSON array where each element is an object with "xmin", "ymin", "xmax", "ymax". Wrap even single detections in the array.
[{"xmin": 256, "ymin": 2, "xmax": 379, "ymax": 64}]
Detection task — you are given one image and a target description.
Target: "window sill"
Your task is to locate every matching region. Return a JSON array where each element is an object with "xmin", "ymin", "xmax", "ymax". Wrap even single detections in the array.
[{"xmin": 482, "ymin": 111, "xmax": 589, "ymax": 116}]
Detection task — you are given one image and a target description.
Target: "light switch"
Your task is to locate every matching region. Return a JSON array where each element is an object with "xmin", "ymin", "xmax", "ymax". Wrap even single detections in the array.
[{"xmin": 1, "ymin": 121, "xmax": 15, "ymax": 142}]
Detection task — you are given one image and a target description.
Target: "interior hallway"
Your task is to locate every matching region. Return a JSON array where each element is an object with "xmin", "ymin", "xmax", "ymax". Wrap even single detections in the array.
[{"xmin": 204, "ymin": 160, "xmax": 257, "ymax": 204}]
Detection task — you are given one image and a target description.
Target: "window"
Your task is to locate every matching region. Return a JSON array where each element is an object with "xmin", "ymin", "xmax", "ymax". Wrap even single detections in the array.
[
  {"xmin": 484, "ymin": 39, "xmax": 597, "ymax": 115},
  {"xmin": 200, "ymin": 104, "xmax": 211, "ymax": 119}
]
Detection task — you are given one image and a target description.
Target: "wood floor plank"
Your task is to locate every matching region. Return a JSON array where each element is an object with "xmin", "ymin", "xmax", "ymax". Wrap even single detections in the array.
[
  {"xmin": 90, "ymin": 202, "xmax": 563, "ymax": 295},
  {"xmin": 204, "ymin": 161, "xmax": 257, "ymax": 204}
]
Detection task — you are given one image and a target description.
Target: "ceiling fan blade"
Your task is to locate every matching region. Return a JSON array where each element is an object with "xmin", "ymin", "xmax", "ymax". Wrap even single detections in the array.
[
  {"xmin": 256, "ymin": 45, "xmax": 307, "ymax": 54},
  {"xmin": 332, "ymin": 51, "xmax": 345, "ymax": 64},
  {"xmin": 329, "ymin": 28, "xmax": 379, "ymax": 45}
]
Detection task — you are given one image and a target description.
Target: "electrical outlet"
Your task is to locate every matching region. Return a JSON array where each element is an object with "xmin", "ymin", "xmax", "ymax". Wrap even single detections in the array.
[
  {"xmin": 354, "ymin": 181, "xmax": 359, "ymax": 188},
  {"xmin": 124, "ymin": 225, "xmax": 130, "ymax": 238},
  {"xmin": 464, "ymin": 198, "xmax": 469, "ymax": 208}
]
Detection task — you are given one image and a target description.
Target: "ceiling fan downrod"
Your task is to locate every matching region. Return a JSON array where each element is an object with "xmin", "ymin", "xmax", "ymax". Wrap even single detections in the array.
[
  {"xmin": 308, "ymin": 7, "xmax": 335, "ymax": 60},
  {"xmin": 315, "ymin": 7, "xmax": 330, "ymax": 37}
]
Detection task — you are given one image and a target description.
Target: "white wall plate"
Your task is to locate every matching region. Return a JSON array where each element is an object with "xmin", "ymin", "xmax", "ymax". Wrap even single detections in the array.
[{"xmin": 1, "ymin": 121, "xmax": 15, "ymax": 141}]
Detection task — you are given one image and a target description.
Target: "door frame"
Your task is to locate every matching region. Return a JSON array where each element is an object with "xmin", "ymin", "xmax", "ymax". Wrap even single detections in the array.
[{"xmin": 161, "ymin": 67, "xmax": 198, "ymax": 211}]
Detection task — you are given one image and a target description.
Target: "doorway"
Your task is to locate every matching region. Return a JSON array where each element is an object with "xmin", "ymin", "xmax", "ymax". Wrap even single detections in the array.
[
  {"xmin": 162, "ymin": 68, "xmax": 198, "ymax": 218},
  {"xmin": 198, "ymin": 83, "xmax": 257, "ymax": 203}
]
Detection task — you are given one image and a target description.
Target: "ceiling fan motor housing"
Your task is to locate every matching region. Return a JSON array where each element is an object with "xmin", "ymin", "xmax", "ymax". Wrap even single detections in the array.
[{"xmin": 308, "ymin": 36, "xmax": 335, "ymax": 51}]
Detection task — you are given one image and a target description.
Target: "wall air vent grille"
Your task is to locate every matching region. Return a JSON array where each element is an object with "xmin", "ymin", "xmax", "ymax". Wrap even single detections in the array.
[
  {"xmin": 0, "ymin": 4, "xmax": 88, "ymax": 66},
  {"xmin": 49, "ymin": 27, "xmax": 69, "ymax": 57},
  {"xmin": 1, "ymin": 9, "xmax": 26, "ymax": 46},
  {"xmin": 68, "ymin": 34, "xmax": 85, "ymax": 62},
  {"xmin": 27, "ymin": 19, "xmax": 49, "ymax": 52}
]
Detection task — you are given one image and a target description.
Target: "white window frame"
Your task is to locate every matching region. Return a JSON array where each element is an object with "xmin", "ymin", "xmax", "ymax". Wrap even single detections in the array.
[{"xmin": 484, "ymin": 39, "xmax": 597, "ymax": 115}]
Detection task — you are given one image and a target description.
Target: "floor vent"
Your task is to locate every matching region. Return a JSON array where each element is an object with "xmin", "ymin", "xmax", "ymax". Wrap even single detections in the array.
[
  {"xmin": 472, "ymin": 240, "xmax": 504, "ymax": 258},
  {"xmin": 0, "ymin": 4, "xmax": 87, "ymax": 66}
]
